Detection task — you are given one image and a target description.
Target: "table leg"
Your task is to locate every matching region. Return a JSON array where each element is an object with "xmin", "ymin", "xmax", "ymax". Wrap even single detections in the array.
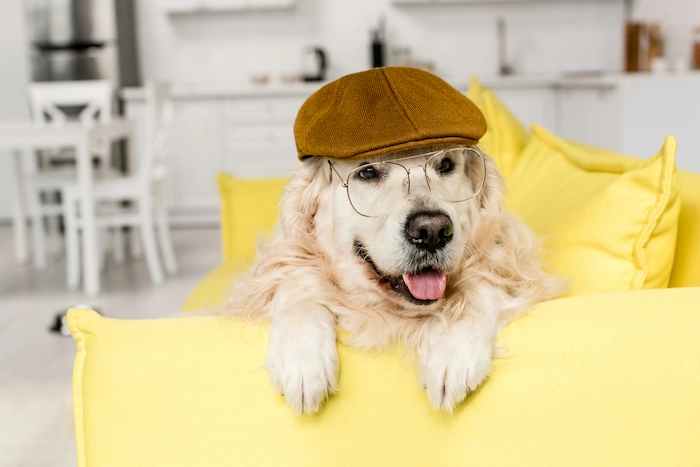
[
  {"xmin": 10, "ymin": 148, "xmax": 29, "ymax": 264},
  {"xmin": 76, "ymin": 137, "xmax": 100, "ymax": 296}
]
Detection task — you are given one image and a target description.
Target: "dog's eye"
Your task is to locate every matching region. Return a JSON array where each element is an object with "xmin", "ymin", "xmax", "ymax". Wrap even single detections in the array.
[
  {"xmin": 356, "ymin": 165, "xmax": 379, "ymax": 181},
  {"xmin": 438, "ymin": 157, "xmax": 455, "ymax": 174}
]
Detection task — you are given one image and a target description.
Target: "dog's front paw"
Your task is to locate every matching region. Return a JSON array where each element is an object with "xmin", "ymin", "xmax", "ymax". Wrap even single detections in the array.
[
  {"xmin": 265, "ymin": 324, "xmax": 339, "ymax": 414},
  {"xmin": 420, "ymin": 334, "xmax": 493, "ymax": 411}
]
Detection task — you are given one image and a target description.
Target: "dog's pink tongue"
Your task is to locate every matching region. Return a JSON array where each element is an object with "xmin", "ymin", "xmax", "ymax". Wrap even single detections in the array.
[{"xmin": 403, "ymin": 271, "xmax": 447, "ymax": 301}]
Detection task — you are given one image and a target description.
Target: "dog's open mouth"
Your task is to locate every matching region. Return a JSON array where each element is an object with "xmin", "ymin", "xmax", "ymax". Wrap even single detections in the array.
[{"xmin": 354, "ymin": 242, "xmax": 447, "ymax": 305}]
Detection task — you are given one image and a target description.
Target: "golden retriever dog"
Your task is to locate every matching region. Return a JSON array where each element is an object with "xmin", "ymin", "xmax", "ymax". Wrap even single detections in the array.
[{"xmin": 228, "ymin": 144, "xmax": 559, "ymax": 414}]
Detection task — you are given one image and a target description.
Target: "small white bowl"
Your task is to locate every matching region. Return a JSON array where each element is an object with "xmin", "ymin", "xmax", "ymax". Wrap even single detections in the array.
[{"xmin": 250, "ymin": 74, "xmax": 270, "ymax": 85}]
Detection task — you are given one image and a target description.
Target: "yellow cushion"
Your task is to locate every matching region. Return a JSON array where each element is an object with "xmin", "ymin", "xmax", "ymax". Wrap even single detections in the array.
[
  {"xmin": 217, "ymin": 173, "xmax": 289, "ymax": 262},
  {"xmin": 466, "ymin": 76, "xmax": 529, "ymax": 181},
  {"xmin": 68, "ymin": 287, "xmax": 700, "ymax": 467},
  {"xmin": 506, "ymin": 125, "xmax": 680, "ymax": 297},
  {"xmin": 669, "ymin": 169, "xmax": 700, "ymax": 288}
]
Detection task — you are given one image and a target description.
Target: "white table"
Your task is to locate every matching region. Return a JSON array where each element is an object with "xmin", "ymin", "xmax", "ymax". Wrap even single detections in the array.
[{"xmin": 0, "ymin": 118, "xmax": 133, "ymax": 296}]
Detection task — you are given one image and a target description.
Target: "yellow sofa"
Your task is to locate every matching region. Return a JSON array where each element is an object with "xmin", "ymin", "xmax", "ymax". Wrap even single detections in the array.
[{"xmin": 68, "ymin": 82, "xmax": 700, "ymax": 467}]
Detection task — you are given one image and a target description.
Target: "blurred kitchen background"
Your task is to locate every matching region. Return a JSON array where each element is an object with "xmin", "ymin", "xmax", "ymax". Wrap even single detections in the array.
[
  {"xmin": 1, "ymin": 0, "xmax": 700, "ymax": 223},
  {"xmin": 1, "ymin": 0, "xmax": 700, "ymax": 224},
  {"xmin": 1, "ymin": 0, "xmax": 700, "ymax": 464}
]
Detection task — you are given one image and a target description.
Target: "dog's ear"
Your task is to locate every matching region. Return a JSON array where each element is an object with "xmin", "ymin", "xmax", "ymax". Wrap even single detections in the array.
[
  {"xmin": 475, "ymin": 152, "xmax": 505, "ymax": 212},
  {"xmin": 278, "ymin": 157, "xmax": 328, "ymax": 241}
]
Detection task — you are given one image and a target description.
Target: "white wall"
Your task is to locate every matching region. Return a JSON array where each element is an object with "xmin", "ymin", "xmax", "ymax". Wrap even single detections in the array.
[
  {"xmin": 0, "ymin": 0, "xmax": 30, "ymax": 222},
  {"xmin": 136, "ymin": 0, "xmax": 627, "ymax": 85}
]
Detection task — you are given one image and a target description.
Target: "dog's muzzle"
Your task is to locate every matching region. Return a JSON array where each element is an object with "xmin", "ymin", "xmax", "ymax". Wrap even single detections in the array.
[{"xmin": 354, "ymin": 241, "xmax": 448, "ymax": 306}]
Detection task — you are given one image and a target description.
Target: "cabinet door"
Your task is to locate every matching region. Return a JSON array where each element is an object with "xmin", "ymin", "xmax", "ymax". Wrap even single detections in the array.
[
  {"xmin": 489, "ymin": 87, "xmax": 557, "ymax": 131},
  {"xmin": 221, "ymin": 96, "xmax": 304, "ymax": 178},
  {"xmin": 618, "ymin": 80, "xmax": 700, "ymax": 172},
  {"xmin": 555, "ymin": 87, "xmax": 619, "ymax": 151},
  {"xmin": 168, "ymin": 99, "xmax": 221, "ymax": 210},
  {"xmin": 222, "ymin": 125, "xmax": 297, "ymax": 177}
]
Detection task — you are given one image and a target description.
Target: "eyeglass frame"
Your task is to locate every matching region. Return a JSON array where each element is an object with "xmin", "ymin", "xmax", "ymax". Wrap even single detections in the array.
[{"xmin": 327, "ymin": 146, "xmax": 487, "ymax": 218}]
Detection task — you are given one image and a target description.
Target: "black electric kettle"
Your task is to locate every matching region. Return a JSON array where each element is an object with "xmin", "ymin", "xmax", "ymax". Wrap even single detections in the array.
[{"xmin": 302, "ymin": 46, "xmax": 327, "ymax": 82}]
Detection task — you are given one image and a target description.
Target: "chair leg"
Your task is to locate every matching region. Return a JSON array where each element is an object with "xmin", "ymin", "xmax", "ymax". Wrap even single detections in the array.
[
  {"xmin": 113, "ymin": 227, "xmax": 125, "ymax": 264},
  {"xmin": 155, "ymin": 205, "xmax": 178, "ymax": 275},
  {"xmin": 64, "ymin": 194, "xmax": 81, "ymax": 291},
  {"xmin": 138, "ymin": 197, "xmax": 164, "ymax": 285},
  {"xmin": 28, "ymin": 190, "xmax": 47, "ymax": 270},
  {"xmin": 98, "ymin": 228, "xmax": 107, "ymax": 273},
  {"xmin": 46, "ymin": 214, "xmax": 63, "ymax": 257},
  {"xmin": 45, "ymin": 191, "xmax": 64, "ymax": 257},
  {"xmin": 129, "ymin": 226, "xmax": 143, "ymax": 259}
]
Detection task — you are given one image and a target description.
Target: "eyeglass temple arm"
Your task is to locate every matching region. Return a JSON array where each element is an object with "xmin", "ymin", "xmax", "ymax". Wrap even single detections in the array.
[{"xmin": 327, "ymin": 160, "xmax": 348, "ymax": 187}]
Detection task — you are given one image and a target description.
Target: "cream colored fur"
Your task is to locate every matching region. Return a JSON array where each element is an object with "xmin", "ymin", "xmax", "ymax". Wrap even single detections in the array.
[{"xmin": 227, "ymin": 147, "xmax": 560, "ymax": 414}]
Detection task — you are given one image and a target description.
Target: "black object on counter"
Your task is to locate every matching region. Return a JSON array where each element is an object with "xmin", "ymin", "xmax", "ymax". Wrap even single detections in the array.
[
  {"xmin": 302, "ymin": 46, "xmax": 327, "ymax": 82},
  {"xmin": 372, "ymin": 39, "xmax": 384, "ymax": 68},
  {"xmin": 370, "ymin": 16, "xmax": 386, "ymax": 68}
]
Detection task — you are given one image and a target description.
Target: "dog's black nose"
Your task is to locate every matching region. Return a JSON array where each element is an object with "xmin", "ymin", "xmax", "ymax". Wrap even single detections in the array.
[{"xmin": 405, "ymin": 212, "xmax": 453, "ymax": 251}]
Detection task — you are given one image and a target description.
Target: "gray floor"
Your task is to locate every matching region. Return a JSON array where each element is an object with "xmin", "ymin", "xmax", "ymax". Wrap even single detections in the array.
[{"xmin": 0, "ymin": 225, "xmax": 222, "ymax": 466}]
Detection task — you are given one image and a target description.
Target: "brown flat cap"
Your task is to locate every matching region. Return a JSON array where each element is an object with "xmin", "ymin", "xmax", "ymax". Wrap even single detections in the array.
[{"xmin": 294, "ymin": 67, "xmax": 487, "ymax": 161}]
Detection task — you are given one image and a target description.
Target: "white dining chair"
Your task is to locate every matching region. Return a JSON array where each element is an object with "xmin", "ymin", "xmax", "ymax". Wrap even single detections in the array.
[
  {"xmin": 62, "ymin": 80, "xmax": 178, "ymax": 290},
  {"xmin": 24, "ymin": 80, "xmax": 120, "ymax": 269}
]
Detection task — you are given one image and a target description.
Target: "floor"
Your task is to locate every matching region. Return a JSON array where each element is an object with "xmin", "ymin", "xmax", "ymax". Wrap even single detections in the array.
[{"xmin": 0, "ymin": 225, "xmax": 222, "ymax": 466}]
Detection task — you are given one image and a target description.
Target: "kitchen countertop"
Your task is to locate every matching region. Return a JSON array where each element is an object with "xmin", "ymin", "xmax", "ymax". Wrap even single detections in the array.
[
  {"xmin": 121, "ymin": 81, "xmax": 327, "ymax": 100},
  {"xmin": 121, "ymin": 71, "xmax": 700, "ymax": 100}
]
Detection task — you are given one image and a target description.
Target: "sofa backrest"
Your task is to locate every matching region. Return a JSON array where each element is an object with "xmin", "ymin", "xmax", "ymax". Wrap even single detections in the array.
[{"xmin": 669, "ymin": 169, "xmax": 700, "ymax": 288}]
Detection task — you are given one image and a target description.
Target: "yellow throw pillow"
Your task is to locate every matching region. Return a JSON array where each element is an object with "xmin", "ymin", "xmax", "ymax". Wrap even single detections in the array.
[
  {"xmin": 506, "ymin": 125, "xmax": 679, "ymax": 297},
  {"xmin": 466, "ymin": 76, "xmax": 529, "ymax": 181},
  {"xmin": 68, "ymin": 287, "xmax": 700, "ymax": 467},
  {"xmin": 217, "ymin": 173, "xmax": 289, "ymax": 262}
]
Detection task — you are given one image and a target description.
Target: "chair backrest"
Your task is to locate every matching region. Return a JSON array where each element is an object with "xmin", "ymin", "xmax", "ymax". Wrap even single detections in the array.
[
  {"xmin": 27, "ymin": 80, "xmax": 113, "ymax": 127},
  {"xmin": 139, "ymin": 80, "xmax": 174, "ymax": 184}
]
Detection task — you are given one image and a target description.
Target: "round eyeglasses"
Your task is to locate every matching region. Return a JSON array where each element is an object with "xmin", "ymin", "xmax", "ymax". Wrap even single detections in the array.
[{"xmin": 327, "ymin": 147, "xmax": 486, "ymax": 218}]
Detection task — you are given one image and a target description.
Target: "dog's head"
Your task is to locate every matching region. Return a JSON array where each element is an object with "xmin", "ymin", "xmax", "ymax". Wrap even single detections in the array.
[{"xmin": 300, "ymin": 146, "xmax": 503, "ymax": 310}]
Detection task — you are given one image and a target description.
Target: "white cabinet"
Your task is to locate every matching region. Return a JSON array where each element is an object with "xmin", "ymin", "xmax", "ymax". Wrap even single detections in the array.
[
  {"xmin": 556, "ymin": 85, "xmax": 619, "ymax": 151},
  {"xmin": 220, "ymin": 95, "xmax": 304, "ymax": 178},
  {"xmin": 169, "ymin": 99, "xmax": 222, "ymax": 211},
  {"xmin": 555, "ymin": 76, "xmax": 700, "ymax": 173},
  {"xmin": 618, "ymin": 79, "xmax": 700, "ymax": 172},
  {"xmin": 488, "ymin": 85, "xmax": 557, "ymax": 132}
]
